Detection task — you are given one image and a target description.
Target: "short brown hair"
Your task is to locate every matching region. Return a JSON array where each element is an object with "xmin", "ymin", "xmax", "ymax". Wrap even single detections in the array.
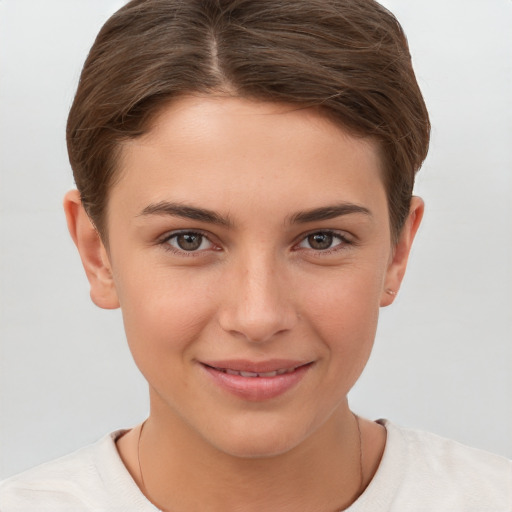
[{"xmin": 67, "ymin": 0, "xmax": 430, "ymax": 241}]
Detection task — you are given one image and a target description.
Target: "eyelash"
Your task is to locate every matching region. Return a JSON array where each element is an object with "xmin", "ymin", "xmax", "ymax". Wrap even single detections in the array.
[
  {"xmin": 159, "ymin": 230, "xmax": 218, "ymax": 257},
  {"xmin": 158, "ymin": 229, "xmax": 354, "ymax": 256},
  {"xmin": 295, "ymin": 230, "xmax": 353, "ymax": 255}
]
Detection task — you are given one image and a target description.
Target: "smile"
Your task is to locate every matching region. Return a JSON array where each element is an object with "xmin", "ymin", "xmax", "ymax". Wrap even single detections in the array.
[
  {"xmin": 209, "ymin": 366, "xmax": 299, "ymax": 378},
  {"xmin": 200, "ymin": 361, "xmax": 313, "ymax": 401}
]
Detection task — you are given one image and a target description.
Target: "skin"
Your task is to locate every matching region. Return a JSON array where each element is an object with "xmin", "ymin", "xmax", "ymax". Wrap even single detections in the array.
[{"xmin": 64, "ymin": 96, "xmax": 423, "ymax": 511}]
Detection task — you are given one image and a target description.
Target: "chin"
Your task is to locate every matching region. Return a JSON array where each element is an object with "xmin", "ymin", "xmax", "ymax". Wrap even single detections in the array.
[
  {"xmin": 214, "ymin": 434, "xmax": 301, "ymax": 459},
  {"xmin": 199, "ymin": 415, "xmax": 315, "ymax": 459}
]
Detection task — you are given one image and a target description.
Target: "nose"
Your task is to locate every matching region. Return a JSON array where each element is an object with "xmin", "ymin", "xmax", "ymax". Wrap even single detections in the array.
[{"xmin": 217, "ymin": 254, "xmax": 299, "ymax": 343}]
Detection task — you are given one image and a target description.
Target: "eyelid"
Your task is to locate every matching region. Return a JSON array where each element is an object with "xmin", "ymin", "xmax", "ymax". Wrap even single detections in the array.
[
  {"xmin": 158, "ymin": 229, "xmax": 220, "ymax": 255},
  {"xmin": 293, "ymin": 229, "xmax": 354, "ymax": 252},
  {"xmin": 156, "ymin": 228, "xmax": 354, "ymax": 256}
]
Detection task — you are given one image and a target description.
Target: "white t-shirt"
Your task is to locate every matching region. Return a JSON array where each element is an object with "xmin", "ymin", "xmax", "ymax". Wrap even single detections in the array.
[{"xmin": 1, "ymin": 420, "xmax": 511, "ymax": 511}]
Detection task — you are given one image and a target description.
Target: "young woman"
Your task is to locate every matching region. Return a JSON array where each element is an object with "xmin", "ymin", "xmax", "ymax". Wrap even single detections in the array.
[{"xmin": 1, "ymin": 1, "xmax": 510, "ymax": 510}]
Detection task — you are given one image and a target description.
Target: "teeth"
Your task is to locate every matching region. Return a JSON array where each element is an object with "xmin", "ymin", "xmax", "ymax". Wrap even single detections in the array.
[
  {"xmin": 217, "ymin": 366, "xmax": 299, "ymax": 377},
  {"xmin": 240, "ymin": 371, "xmax": 259, "ymax": 377},
  {"xmin": 258, "ymin": 371, "xmax": 278, "ymax": 377}
]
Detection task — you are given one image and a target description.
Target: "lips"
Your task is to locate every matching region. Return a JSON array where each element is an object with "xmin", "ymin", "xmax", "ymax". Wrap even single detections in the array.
[
  {"xmin": 200, "ymin": 360, "xmax": 313, "ymax": 401},
  {"xmin": 207, "ymin": 365, "xmax": 300, "ymax": 378},
  {"xmin": 202, "ymin": 359, "xmax": 309, "ymax": 373}
]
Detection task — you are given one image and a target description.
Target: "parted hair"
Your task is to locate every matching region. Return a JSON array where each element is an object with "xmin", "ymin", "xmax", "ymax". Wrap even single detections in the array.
[{"xmin": 66, "ymin": 0, "xmax": 430, "ymax": 241}]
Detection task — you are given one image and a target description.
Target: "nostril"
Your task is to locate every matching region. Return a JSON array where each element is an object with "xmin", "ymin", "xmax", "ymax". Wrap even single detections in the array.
[
  {"xmin": 218, "ymin": 307, "xmax": 298, "ymax": 343},
  {"xmin": 217, "ymin": 263, "xmax": 299, "ymax": 342}
]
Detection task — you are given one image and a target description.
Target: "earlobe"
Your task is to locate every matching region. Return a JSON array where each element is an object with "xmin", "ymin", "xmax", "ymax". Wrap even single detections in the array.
[
  {"xmin": 380, "ymin": 196, "xmax": 424, "ymax": 307},
  {"xmin": 63, "ymin": 190, "xmax": 120, "ymax": 310}
]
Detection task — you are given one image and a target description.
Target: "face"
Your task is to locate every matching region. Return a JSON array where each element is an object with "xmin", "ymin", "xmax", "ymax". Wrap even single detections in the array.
[{"xmin": 68, "ymin": 96, "xmax": 421, "ymax": 458}]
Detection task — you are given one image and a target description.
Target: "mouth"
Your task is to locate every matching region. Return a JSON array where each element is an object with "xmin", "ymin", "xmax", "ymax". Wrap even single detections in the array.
[
  {"xmin": 200, "ymin": 360, "xmax": 314, "ymax": 401},
  {"xmin": 203, "ymin": 365, "xmax": 302, "ymax": 378}
]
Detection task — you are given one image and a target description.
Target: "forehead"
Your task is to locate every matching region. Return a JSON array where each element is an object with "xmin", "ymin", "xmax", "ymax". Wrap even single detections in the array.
[
  {"xmin": 110, "ymin": 96, "xmax": 386, "ymax": 224},
  {"xmin": 136, "ymin": 96, "xmax": 380, "ymax": 164}
]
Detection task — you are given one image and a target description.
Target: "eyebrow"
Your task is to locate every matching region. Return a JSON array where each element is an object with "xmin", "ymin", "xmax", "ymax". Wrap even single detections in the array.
[
  {"xmin": 138, "ymin": 201, "xmax": 371, "ymax": 226},
  {"xmin": 138, "ymin": 202, "xmax": 232, "ymax": 227},
  {"xmin": 289, "ymin": 203, "xmax": 372, "ymax": 224}
]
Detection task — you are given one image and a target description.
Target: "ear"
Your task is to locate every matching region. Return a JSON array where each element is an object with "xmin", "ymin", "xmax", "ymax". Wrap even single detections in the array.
[
  {"xmin": 63, "ymin": 190, "xmax": 120, "ymax": 309},
  {"xmin": 380, "ymin": 196, "xmax": 424, "ymax": 307}
]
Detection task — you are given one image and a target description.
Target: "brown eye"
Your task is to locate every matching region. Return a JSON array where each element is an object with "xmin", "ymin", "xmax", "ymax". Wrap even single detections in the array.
[
  {"xmin": 297, "ymin": 231, "xmax": 349, "ymax": 252},
  {"xmin": 307, "ymin": 232, "xmax": 334, "ymax": 250},
  {"xmin": 177, "ymin": 233, "xmax": 202, "ymax": 250},
  {"xmin": 167, "ymin": 232, "xmax": 212, "ymax": 252}
]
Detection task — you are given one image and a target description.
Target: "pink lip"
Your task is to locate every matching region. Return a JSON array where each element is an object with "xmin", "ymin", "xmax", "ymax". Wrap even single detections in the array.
[
  {"xmin": 200, "ymin": 359, "xmax": 313, "ymax": 401},
  {"xmin": 202, "ymin": 359, "xmax": 309, "ymax": 373}
]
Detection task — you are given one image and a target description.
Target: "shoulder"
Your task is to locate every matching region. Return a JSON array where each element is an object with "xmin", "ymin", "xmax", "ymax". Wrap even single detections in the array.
[
  {"xmin": 0, "ymin": 430, "xmax": 153, "ymax": 511},
  {"xmin": 396, "ymin": 421, "xmax": 511, "ymax": 481},
  {"xmin": 1, "ymin": 441, "xmax": 99, "ymax": 511},
  {"xmin": 377, "ymin": 420, "xmax": 512, "ymax": 511}
]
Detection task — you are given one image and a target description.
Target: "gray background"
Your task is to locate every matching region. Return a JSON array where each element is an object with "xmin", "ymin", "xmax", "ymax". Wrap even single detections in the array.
[{"xmin": 1, "ymin": 0, "xmax": 511, "ymax": 478}]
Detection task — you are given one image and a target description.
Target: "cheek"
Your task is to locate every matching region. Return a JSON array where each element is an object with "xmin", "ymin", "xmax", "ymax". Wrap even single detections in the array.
[
  {"xmin": 298, "ymin": 264, "xmax": 383, "ymax": 374},
  {"xmin": 113, "ymin": 265, "xmax": 218, "ymax": 366}
]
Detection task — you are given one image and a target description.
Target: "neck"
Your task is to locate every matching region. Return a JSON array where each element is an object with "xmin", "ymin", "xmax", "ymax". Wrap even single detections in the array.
[{"xmin": 129, "ymin": 402, "xmax": 365, "ymax": 512}]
